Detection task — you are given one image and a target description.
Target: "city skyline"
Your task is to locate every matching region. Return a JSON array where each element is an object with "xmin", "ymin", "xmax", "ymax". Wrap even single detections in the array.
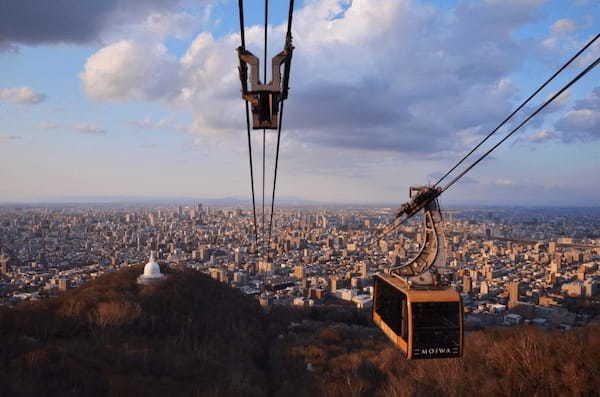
[
  {"xmin": 1, "ymin": 0, "xmax": 600, "ymax": 205},
  {"xmin": 1, "ymin": 203, "xmax": 598, "ymax": 325}
]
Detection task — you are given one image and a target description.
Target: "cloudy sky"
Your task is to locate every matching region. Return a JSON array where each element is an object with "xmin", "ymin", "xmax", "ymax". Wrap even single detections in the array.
[{"xmin": 0, "ymin": 0, "xmax": 599, "ymax": 206}]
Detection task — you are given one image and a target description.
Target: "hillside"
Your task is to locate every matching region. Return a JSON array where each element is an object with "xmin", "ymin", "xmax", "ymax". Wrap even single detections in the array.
[
  {"xmin": 1, "ymin": 267, "xmax": 600, "ymax": 397},
  {"xmin": 0, "ymin": 267, "xmax": 270, "ymax": 396}
]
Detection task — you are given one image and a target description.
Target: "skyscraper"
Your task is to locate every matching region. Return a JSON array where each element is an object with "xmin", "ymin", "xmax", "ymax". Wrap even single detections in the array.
[
  {"xmin": 330, "ymin": 276, "xmax": 338, "ymax": 293},
  {"xmin": 360, "ymin": 262, "xmax": 368, "ymax": 278},
  {"xmin": 0, "ymin": 255, "xmax": 9, "ymax": 275},
  {"xmin": 462, "ymin": 275, "xmax": 472, "ymax": 294},
  {"xmin": 508, "ymin": 281, "xmax": 520, "ymax": 306},
  {"xmin": 480, "ymin": 280, "xmax": 489, "ymax": 297},
  {"xmin": 295, "ymin": 264, "xmax": 305, "ymax": 280},
  {"xmin": 549, "ymin": 261, "xmax": 561, "ymax": 274}
]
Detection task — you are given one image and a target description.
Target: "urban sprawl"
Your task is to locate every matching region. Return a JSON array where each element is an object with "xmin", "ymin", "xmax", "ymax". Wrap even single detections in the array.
[{"xmin": 1, "ymin": 204, "xmax": 599, "ymax": 331}]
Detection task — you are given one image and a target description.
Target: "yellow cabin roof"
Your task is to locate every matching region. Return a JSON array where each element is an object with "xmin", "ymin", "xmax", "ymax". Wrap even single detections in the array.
[{"xmin": 375, "ymin": 274, "xmax": 461, "ymax": 303}]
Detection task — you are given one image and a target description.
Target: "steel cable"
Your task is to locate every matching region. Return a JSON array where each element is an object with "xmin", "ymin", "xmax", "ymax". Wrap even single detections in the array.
[
  {"xmin": 261, "ymin": 0, "xmax": 269, "ymax": 246},
  {"xmin": 267, "ymin": 0, "xmax": 295, "ymax": 249},
  {"xmin": 442, "ymin": 55, "xmax": 600, "ymax": 194},
  {"xmin": 434, "ymin": 33, "xmax": 600, "ymax": 188},
  {"xmin": 377, "ymin": 51, "xmax": 600, "ymax": 239},
  {"xmin": 238, "ymin": 0, "xmax": 259, "ymax": 245}
]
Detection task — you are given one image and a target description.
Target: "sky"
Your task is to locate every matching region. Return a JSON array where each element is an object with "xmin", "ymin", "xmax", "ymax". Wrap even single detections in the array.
[{"xmin": 0, "ymin": 0, "xmax": 599, "ymax": 206}]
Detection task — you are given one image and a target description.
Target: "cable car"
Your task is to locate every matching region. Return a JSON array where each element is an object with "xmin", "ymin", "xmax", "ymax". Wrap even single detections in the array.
[
  {"xmin": 372, "ymin": 186, "xmax": 463, "ymax": 359},
  {"xmin": 373, "ymin": 273, "xmax": 463, "ymax": 359}
]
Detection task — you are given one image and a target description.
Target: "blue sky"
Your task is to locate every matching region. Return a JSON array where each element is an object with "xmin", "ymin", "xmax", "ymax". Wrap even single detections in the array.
[{"xmin": 0, "ymin": 0, "xmax": 599, "ymax": 205}]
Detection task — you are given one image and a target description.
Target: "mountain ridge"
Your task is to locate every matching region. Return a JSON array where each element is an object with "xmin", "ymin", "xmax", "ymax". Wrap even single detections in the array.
[{"xmin": 1, "ymin": 266, "xmax": 600, "ymax": 397}]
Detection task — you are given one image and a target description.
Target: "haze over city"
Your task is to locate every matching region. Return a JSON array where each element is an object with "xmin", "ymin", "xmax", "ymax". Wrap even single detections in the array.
[{"xmin": 1, "ymin": 0, "xmax": 599, "ymax": 205}]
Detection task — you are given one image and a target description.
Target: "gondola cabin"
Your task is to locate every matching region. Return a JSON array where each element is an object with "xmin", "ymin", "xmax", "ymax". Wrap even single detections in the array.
[{"xmin": 372, "ymin": 273, "xmax": 463, "ymax": 359}]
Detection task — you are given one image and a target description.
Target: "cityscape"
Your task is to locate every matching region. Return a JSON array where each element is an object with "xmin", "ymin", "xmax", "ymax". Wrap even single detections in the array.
[
  {"xmin": 2, "ymin": 0, "xmax": 600, "ymax": 394},
  {"xmin": 2, "ymin": 203, "xmax": 599, "ymax": 331}
]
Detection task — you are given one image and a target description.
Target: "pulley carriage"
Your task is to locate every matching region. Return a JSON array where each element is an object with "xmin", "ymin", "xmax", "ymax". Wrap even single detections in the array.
[{"xmin": 237, "ymin": 38, "xmax": 293, "ymax": 130}]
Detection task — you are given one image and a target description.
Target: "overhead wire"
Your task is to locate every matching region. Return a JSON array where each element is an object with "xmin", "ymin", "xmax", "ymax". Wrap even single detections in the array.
[
  {"xmin": 380, "ymin": 42, "xmax": 600, "ymax": 241},
  {"xmin": 433, "ymin": 33, "xmax": 600, "ymax": 188},
  {"xmin": 267, "ymin": 0, "xmax": 295, "ymax": 249},
  {"xmin": 262, "ymin": 0, "xmax": 269, "ymax": 248},
  {"xmin": 238, "ymin": 0, "xmax": 259, "ymax": 246},
  {"xmin": 442, "ymin": 54, "xmax": 600, "ymax": 193}
]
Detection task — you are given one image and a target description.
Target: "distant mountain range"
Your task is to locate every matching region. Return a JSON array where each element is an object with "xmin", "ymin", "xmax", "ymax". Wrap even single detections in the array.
[
  {"xmin": 1, "ymin": 195, "xmax": 599, "ymax": 209},
  {"xmin": 0, "ymin": 195, "xmax": 396, "ymax": 208},
  {"xmin": 0, "ymin": 195, "xmax": 318, "ymax": 207}
]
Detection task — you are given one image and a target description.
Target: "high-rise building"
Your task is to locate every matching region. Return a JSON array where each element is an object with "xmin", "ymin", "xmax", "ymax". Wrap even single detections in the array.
[
  {"xmin": 360, "ymin": 262, "xmax": 369, "ymax": 278},
  {"xmin": 462, "ymin": 276, "xmax": 472, "ymax": 294},
  {"xmin": 233, "ymin": 271, "xmax": 247, "ymax": 284},
  {"xmin": 584, "ymin": 279, "xmax": 600, "ymax": 297},
  {"xmin": 259, "ymin": 261, "xmax": 273, "ymax": 274},
  {"xmin": 301, "ymin": 278, "xmax": 310, "ymax": 290},
  {"xmin": 379, "ymin": 240, "xmax": 388, "ymax": 253},
  {"xmin": 469, "ymin": 269, "xmax": 479, "ymax": 281},
  {"xmin": 548, "ymin": 241, "xmax": 557, "ymax": 255},
  {"xmin": 218, "ymin": 269, "xmax": 228, "ymax": 283},
  {"xmin": 480, "ymin": 281, "xmax": 489, "ymax": 297},
  {"xmin": 294, "ymin": 264, "xmax": 305, "ymax": 280},
  {"xmin": 330, "ymin": 276, "xmax": 339, "ymax": 293},
  {"xmin": 508, "ymin": 281, "xmax": 520, "ymax": 306},
  {"xmin": 0, "ymin": 255, "xmax": 9, "ymax": 275},
  {"xmin": 549, "ymin": 261, "xmax": 561, "ymax": 274}
]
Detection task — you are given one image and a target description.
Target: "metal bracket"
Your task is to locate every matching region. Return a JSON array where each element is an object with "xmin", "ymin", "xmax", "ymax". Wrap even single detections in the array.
[
  {"xmin": 388, "ymin": 186, "xmax": 449, "ymax": 288},
  {"xmin": 237, "ymin": 39, "xmax": 294, "ymax": 130}
]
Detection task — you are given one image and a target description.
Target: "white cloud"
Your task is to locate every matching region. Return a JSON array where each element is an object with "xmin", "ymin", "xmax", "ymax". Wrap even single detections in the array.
[
  {"xmin": 80, "ymin": 40, "xmax": 180, "ymax": 102},
  {"xmin": 0, "ymin": 87, "xmax": 46, "ymax": 104},
  {"xmin": 541, "ymin": 18, "xmax": 579, "ymax": 50},
  {"xmin": 142, "ymin": 11, "xmax": 201, "ymax": 40},
  {"xmin": 0, "ymin": 42, "xmax": 19, "ymax": 53},
  {"xmin": 556, "ymin": 109, "xmax": 600, "ymax": 140},
  {"xmin": 551, "ymin": 19, "xmax": 577, "ymax": 34},
  {"xmin": 73, "ymin": 123, "xmax": 106, "ymax": 135},
  {"xmin": 494, "ymin": 179, "xmax": 513, "ymax": 186},
  {"xmin": 127, "ymin": 117, "xmax": 170, "ymax": 130},
  {"xmin": 36, "ymin": 122, "xmax": 59, "ymax": 130},
  {"xmin": 0, "ymin": 135, "xmax": 22, "ymax": 143},
  {"xmin": 555, "ymin": 86, "xmax": 600, "ymax": 141},
  {"xmin": 80, "ymin": 0, "xmax": 546, "ymax": 157},
  {"xmin": 0, "ymin": 0, "xmax": 207, "ymax": 46},
  {"xmin": 519, "ymin": 128, "xmax": 558, "ymax": 143}
]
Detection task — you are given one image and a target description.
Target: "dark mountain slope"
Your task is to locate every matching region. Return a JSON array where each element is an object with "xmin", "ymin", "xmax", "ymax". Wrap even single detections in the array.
[
  {"xmin": 2, "ymin": 267, "xmax": 600, "ymax": 397},
  {"xmin": 0, "ymin": 267, "xmax": 269, "ymax": 397}
]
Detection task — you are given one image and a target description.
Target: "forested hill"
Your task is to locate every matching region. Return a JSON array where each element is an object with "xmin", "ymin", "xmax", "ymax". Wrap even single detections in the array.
[{"xmin": 1, "ymin": 266, "xmax": 599, "ymax": 397}]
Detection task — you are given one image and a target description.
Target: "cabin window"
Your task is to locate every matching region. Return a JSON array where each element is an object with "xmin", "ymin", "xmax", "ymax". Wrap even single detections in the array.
[
  {"xmin": 375, "ymin": 279, "xmax": 407, "ymax": 337},
  {"xmin": 412, "ymin": 302, "xmax": 460, "ymax": 329}
]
